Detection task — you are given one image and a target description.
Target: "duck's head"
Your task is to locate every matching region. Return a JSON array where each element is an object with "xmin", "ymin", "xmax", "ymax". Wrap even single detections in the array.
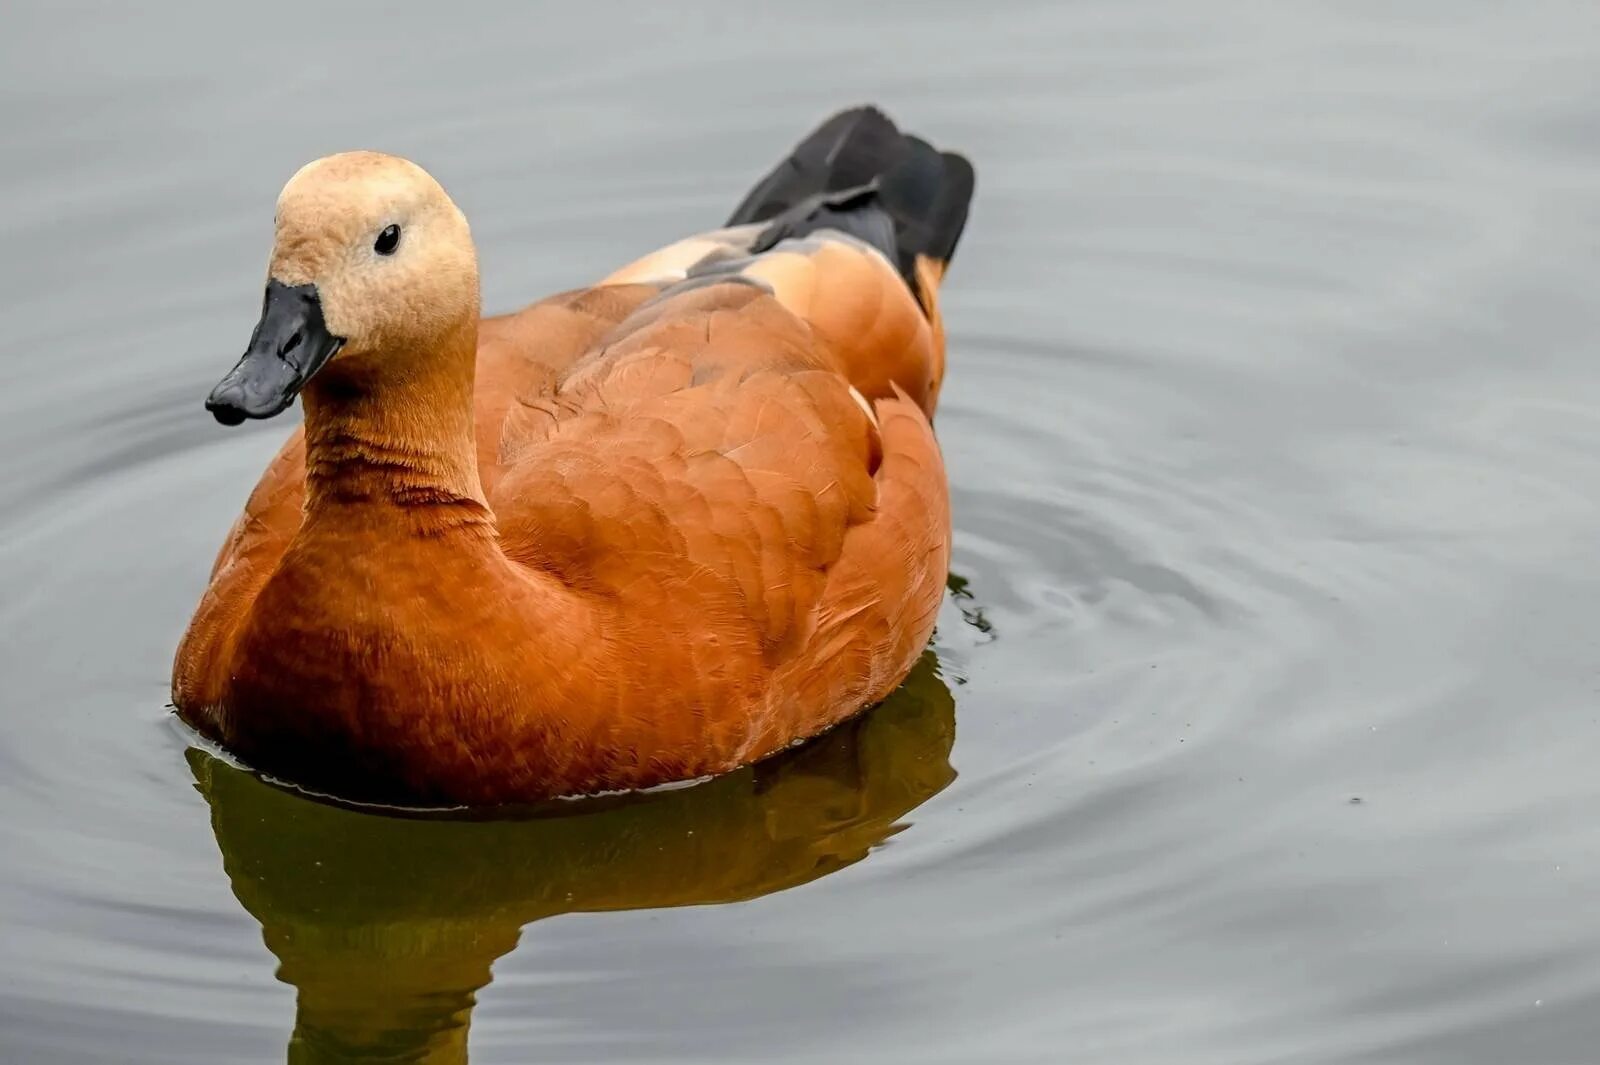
[{"xmin": 206, "ymin": 152, "xmax": 478, "ymax": 425}]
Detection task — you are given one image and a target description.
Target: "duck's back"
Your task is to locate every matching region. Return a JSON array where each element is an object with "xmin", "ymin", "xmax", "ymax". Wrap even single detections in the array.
[
  {"xmin": 486, "ymin": 277, "xmax": 933, "ymax": 751},
  {"xmin": 477, "ymin": 109, "xmax": 972, "ymax": 759}
]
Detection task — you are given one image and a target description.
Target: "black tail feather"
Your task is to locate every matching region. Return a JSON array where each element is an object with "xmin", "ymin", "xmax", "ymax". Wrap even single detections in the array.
[
  {"xmin": 729, "ymin": 106, "xmax": 974, "ymax": 305},
  {"xmin": 879, "ymin": 141, "xmax": 975, "ymax": 269}
]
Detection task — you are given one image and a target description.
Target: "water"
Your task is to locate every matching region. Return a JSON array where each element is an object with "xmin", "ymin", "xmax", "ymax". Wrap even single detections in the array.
[{"xmin": 4, "ymin": 2, "xmax": 1600, "ymax": 1061}]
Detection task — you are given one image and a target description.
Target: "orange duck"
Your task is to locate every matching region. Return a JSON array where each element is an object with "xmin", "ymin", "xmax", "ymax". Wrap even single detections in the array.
[{"xmin": 173, "ymin": 107, "xmax": 975, "ymax": 805}]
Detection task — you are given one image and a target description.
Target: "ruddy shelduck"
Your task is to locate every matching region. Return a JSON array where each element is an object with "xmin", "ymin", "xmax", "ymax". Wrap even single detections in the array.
[{"xmin": 173, "ymin": 107, "xmax": 975, "ymax": 804}]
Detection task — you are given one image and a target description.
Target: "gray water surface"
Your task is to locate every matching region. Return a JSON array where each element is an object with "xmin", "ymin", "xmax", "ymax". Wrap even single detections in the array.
[{"xmin": 5, "ymin": 3, "xmax": 1600, "ymax": 1063}]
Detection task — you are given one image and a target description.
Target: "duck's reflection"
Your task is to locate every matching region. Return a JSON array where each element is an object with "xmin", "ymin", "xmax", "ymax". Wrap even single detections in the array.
[{"xmin": 189, "ymin": 650, "xmax": 956, "ymax": 1063}]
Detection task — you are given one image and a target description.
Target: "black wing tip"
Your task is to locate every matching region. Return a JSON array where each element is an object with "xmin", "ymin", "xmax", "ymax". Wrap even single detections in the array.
[
  {"xmin": 727, "ymin": 104, "xmax": 902, "ymax": 227},
  {"xmin": 730, "ymin": 106, "xmax": 976, "ymax": 298}
]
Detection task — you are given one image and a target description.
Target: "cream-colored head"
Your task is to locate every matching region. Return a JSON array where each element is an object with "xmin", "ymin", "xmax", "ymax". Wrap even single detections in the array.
[
  {"xmin": 206, "ymin": 152, "xmax": 480, "ymax": 424},
  {"xmin": 272, "ymin": 151, "xmax": 478, "ymax": 357}
]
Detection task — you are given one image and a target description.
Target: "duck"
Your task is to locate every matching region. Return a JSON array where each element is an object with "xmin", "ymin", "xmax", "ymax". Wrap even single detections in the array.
[{"xmin": 172, "ymin": 106, "xmax": 974, "ymax": 806}]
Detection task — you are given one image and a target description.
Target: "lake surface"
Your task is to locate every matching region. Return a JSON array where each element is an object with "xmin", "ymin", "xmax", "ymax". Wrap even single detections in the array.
[{"xmin": 5, "ymin": 2, "xmax": 1600, "ymax": 1062}]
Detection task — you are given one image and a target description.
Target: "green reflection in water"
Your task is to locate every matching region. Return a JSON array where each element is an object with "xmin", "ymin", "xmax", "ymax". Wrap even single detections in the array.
[{"xmin": 189, "ymin": 650, "xmax": 956, "ymax": 1063}]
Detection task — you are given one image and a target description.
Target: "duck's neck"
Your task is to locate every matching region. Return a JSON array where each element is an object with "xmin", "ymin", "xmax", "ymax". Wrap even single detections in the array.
[{"xmin": 300, "ymin": 318, "xmax": 492, "ymax": 538}]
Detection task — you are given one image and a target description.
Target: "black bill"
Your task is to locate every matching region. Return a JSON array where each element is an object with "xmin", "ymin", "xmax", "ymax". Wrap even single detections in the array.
[{"xmin": 206, "ymin": 280, "xmax": 344, "ymax": 425}]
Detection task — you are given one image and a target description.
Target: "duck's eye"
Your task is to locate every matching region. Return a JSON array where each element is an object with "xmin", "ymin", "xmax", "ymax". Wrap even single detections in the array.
[{"xmin": 374, "ymin": 224, "xmax": 401, "ymax": 256}]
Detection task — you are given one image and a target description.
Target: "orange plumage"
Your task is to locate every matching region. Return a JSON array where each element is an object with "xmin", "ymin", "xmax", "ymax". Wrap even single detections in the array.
[{"xmin": 173, "ymin": 107, "xmax": 974, "ymax": 804}]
